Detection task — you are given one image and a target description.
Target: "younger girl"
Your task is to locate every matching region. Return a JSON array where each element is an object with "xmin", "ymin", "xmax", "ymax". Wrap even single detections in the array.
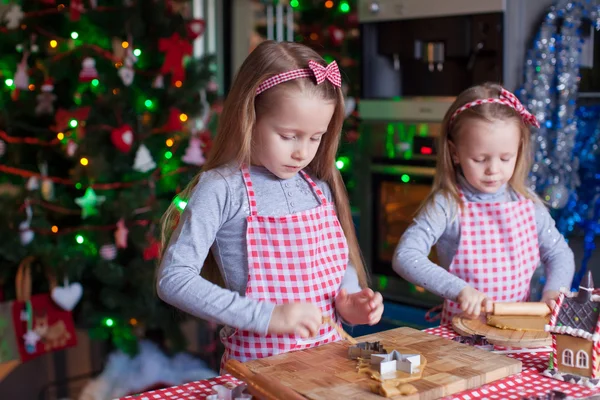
[
  {"xmin": 393, "ymin": 83, "xmax": 574, "ymax": 325},
  {"xmin": 157, "ymin": 41, "xmax": 383, "ymax": 368}
]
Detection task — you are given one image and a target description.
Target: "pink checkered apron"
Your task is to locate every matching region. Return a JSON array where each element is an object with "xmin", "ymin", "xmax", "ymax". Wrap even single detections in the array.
[
  {"xmin": 220, "ymin": 166, "xmax": 347, "ymax": 369},
  {"xmin": 439, "ymin": 190, "xmax": 540, "ymax": 325}
]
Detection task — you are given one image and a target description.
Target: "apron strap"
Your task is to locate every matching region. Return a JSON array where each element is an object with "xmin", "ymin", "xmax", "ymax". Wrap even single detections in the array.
[
  {"xmin": 240, "ymin": 165, "xmax": 258, "ymax": 216},
  {"xmin": 299, "ymin": 170, "xmax": 327, "ymax": 205}
]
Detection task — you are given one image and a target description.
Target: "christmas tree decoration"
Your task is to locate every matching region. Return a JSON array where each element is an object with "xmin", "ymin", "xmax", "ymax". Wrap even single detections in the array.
[
  {"xmin": 0, "ymin": 139, "xmax": 5, "ymax": 157},
  {"xmin": 79, "ymin": 57, "xmax": 99, "ymax": 82},
  {"xmin": 111, "ymin": 125, "xmax": 134, "ymax": 153},
  {"xmin": 52, "ymin": 107, "xmax": 91, "ymax": 133},
  {"xmin": 143, "ymin": 238, "xmax": 160, "ymax": 261},
  {"xmin": 182, "ymin": 136, "xmax": 206, "ymax": 166},
  {"xmin": 14, "ymin": 53, "xmax": 29, "ymax": 90},
  {"xmin": 518, "ymin": 2, "xmax": 600, "ymax": 293},
  {"xmin": 114, "ymin": 219, "xmax": 129, "ymax": 249},
  {"xmin": 520, "ymin": 1, "xmax": 600, "ymax": 208},
  {"xmin": 111, "ymin": 37, "xmax": 127, "ymax": 61},
  {"xmin": 26, "ymin": 176, "xmax": 39, "ymax": 191},
  {"xmin": 99, "ymin": 244, "xmax": 117, "ymax": 260},
  {"xmin": 328, "ymin": 25, "xmax": 345, "ymax": 46},
  {"xmin": 133, "ymin": 144, "xmax": 156, "ymax": 173},
  {"xmin": 152, "ymin": 75, "xmax": 165, "ymax": 89},
  {"xmin": 75, "ymin": 187, "xmax": 106, "ymax": 219},
  {"xmin": 66, "ymin": 140, "xmax": 78, "ymax": 157},
  {"xmin": 118, "ymin": 48, "xmax": 137, "ymax": 86},
  {"xmin": 158, "ymin": 33, "xmax": 193, "ymax": 86},
  {"xmin": 51, "ymin": 280, "xmax": 83, "ymax": 311},
  {"xmin": 186, "ymin": 19, "xmax": 206, "ymax": 40},
  {"xmin": 4, "ymin": 5, "xmax": 24, "ymax": 29},
  {"xmin": 70, "ymin": 0, "xmax": 85, "ymax": 21},
  {"xmin": 35, "ymin": 79, "xmax": 57, "ymax": 116},
  {"xmin": 39, "ymin": 163, "xmax": 54, "ymax": 201},
  {"xmin": 19, "ymin": 203, "xmax": 34, "ymax": 246}
]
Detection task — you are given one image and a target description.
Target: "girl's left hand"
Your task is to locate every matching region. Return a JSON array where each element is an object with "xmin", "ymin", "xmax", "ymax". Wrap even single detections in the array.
[
  {"xmin": 541, "ymin": 290, "xmax": 560, "ymax": 311},
  {"xmin": 335, "ymin": 288, "xmax": 384, "ymax": 326}
]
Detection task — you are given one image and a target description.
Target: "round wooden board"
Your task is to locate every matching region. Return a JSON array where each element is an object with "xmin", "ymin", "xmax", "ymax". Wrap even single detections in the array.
[{"xmin": 452, "ymin": 315, "xmax": 551, "ymax": 348}]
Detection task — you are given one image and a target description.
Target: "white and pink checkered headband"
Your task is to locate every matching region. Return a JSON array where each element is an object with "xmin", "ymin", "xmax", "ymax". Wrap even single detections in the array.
[
  {"xmin": 255, "ymin": 60, "xmax": 342, "ymax": 96},
  {"xmin": 449, "ymin": 87, "xmax": 540, "ymax": 128}
]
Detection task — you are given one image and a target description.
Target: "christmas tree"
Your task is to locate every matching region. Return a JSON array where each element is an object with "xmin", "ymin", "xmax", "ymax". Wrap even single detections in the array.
[{"xmin": 0, "ymin": 0, "xmax": 218, "ymax": 355}]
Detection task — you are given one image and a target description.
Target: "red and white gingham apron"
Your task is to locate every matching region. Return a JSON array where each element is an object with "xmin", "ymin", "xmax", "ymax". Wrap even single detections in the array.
[
  {"xmin": 440, "ymin": 190, "xmax": 541, "ymax": 325},
  {"xmin": 220, "ymin": 166, "xmax": 347, "ymax": 369}
]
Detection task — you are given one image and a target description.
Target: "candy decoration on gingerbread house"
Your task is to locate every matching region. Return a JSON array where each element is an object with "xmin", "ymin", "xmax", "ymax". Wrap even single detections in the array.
[{"xmin": 544, "ymin": 271, "xmax": 600, "ymax": 387}]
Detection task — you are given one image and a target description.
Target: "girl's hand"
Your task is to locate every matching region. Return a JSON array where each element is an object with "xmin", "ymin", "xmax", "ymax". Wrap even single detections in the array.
[
  {"xmin": 457, "ymin": 286, "xmax": 494, "ymax": 319},
  {"xmin": 336, "ymin": 288, "xmax": 384, "ymax": 326},
  {"xmin": 541, "ymin": 290, "xmax": 560, "ymax": 311},
  {"xmin": 267, "ymin": 303, "xmax": 322, "ymax": 338}
]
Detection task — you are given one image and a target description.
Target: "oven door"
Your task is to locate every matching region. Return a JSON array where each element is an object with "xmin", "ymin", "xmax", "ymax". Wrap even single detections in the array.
[{"xmin": 370, "ymin": 164, "xmax": 442, "ymax": 309}]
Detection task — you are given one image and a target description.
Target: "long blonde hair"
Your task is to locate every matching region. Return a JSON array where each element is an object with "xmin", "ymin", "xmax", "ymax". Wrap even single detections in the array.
[
  {"xmin": 421, "ymin": 82, "xmax": 538, "ymax": 215},
  {"xmin": 160, "ymin": 41, "xmax": 368, "ymax": 288}
]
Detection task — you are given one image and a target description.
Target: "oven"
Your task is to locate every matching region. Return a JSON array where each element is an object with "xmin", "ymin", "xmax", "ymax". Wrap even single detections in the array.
[{"xmin": 358, "ymin": 121, "xmax": 442, "ymax": 308}]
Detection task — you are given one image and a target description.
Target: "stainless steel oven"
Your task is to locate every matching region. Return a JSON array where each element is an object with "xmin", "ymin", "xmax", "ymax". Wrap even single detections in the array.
[{"xmin": 358, "ymin": 120, "xmax": 443, "ymax": 308}]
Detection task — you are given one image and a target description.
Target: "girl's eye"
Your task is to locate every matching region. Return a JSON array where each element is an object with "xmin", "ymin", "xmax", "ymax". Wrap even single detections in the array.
[
  {"xmin": 280, "ymin": 135, "xmax": 295, "ymax": 140},
  {"xmin": 473, "ymin": 159, "xmax": 485, "ymax": 163},
  {"xmin": 311, "ymin": 136, "xmax": 323, "ymax": 142},
  {"xmin": 501, "ymin": 158, "xmax": 511, "ymax": 162}
]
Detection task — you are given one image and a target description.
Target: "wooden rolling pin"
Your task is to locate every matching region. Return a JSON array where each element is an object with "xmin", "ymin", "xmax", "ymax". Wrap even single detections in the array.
[
  {"xmin": 493, "ymin": 302, "xmax": 551, "ymax": 316},
  {"xmin": 224, "ymin": 359, "xmax": 307, "ymax": 400}
]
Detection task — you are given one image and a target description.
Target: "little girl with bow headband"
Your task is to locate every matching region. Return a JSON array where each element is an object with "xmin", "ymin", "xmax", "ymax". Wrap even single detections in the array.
[
  {"xmin": 393, "ymin": 82, "xmax": 574, "ymax": 325},
  {"xmin": 157, "ymin": 41, "xmax": 383, "ymax": 370}
]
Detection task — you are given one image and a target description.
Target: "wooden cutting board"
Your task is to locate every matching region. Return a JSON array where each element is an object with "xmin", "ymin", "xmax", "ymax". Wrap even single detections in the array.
[
  {"xmin": 239, "ymin": 327, "xmax": 522, "ymax": 400},
  {"xmin": 452, "ymin": 315, "xmax": 552, "ymax": 348}
]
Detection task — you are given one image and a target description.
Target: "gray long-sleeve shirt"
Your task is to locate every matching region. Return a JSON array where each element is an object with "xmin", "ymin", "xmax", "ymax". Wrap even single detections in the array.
[
  {"xmin": 157, "ymin": 164, "xmax": 361, "ymax": 335},
  {"xmin": 392, "ymin": 174, "xmax": 575, "ymax": 301}
]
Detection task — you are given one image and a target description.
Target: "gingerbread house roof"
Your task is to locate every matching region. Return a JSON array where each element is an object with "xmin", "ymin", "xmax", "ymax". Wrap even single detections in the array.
[{"xmin": 546, "ymin": 272, "xmax": 600, "ymax": 342}]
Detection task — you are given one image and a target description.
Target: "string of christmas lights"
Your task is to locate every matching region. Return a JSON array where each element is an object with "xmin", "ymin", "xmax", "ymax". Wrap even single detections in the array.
[{"xmin": 0, "ymin": 164, "xmax": 195, "ymax": 190}]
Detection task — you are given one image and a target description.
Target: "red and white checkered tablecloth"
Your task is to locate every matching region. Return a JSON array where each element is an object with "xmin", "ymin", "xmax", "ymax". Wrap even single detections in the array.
[{"xmin": 120, "ymin": 325, "xmax": 600, "ymax": 400}]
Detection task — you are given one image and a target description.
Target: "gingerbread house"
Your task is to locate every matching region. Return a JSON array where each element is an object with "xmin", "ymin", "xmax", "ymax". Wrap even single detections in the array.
[{"xmin": 545, "ymin": 271, "xmax": 600, "ymax": 379}]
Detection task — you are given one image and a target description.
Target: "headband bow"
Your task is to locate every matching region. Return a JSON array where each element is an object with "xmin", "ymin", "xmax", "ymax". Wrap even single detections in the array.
[
  {"xmin": 256, "ymin": 60, "xmax": 342, "ymax": 95},
  {"xmin": 450, "ymin": 87, "xmax": 540, "ymax": 128},
  {"xmin": 498, "ymin": 89, "xmax": 539, "ymax": 128},
  {"xmin": 307, "ymin": 60, "xmax": 342, "ymax": 87}
]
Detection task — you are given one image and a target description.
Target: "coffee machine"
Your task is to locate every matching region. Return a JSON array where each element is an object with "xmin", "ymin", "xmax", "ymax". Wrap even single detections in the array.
[{"xmin": 356, "ymin": 0, "xmax": 553, "ymax": 310}]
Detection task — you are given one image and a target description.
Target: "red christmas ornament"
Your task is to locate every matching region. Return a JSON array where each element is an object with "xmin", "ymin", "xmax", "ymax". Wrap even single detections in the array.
[
  {"xmin": 143, "ymin": 238, "xmax": 160, "ymax": 261},
  {"xmin": 199, "ymin": 131, "xmax": 213, "ymax": 154},
  {"xmin": 158, "ymin": 33, "xmax": 193, "ymax": 86},
  {"xmin": 70, "ymin": 0, "xmax": 84, "ymax": 21},
  {"xmin": 110, "ymin": 125, "xmax": 134, "ymax": 153},
  {"xmin": 186, "ymin": 19, "xmax": 206, "ymax": 41},
  {"xmin": 328, "ymin": 26, "xmax": 345, "ymax": 47},
  {"xmin": 79, "ymin": 58, "xmax": 98, "ymax": 82},
  {"xmin": 52, "ymin": 107, "xmax": 91, "ymax": 133}
]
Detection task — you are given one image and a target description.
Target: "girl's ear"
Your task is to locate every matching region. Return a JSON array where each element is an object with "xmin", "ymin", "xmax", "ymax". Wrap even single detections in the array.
[{"xmin": 448, "ymin": 140, "xmax": 460, "ymax": 165}]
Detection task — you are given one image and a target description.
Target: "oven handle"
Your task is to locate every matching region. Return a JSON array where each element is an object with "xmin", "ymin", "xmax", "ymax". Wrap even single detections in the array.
[{"xmin": 370, "ymin": 164, "xmax": 436, "ymax": 178}]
